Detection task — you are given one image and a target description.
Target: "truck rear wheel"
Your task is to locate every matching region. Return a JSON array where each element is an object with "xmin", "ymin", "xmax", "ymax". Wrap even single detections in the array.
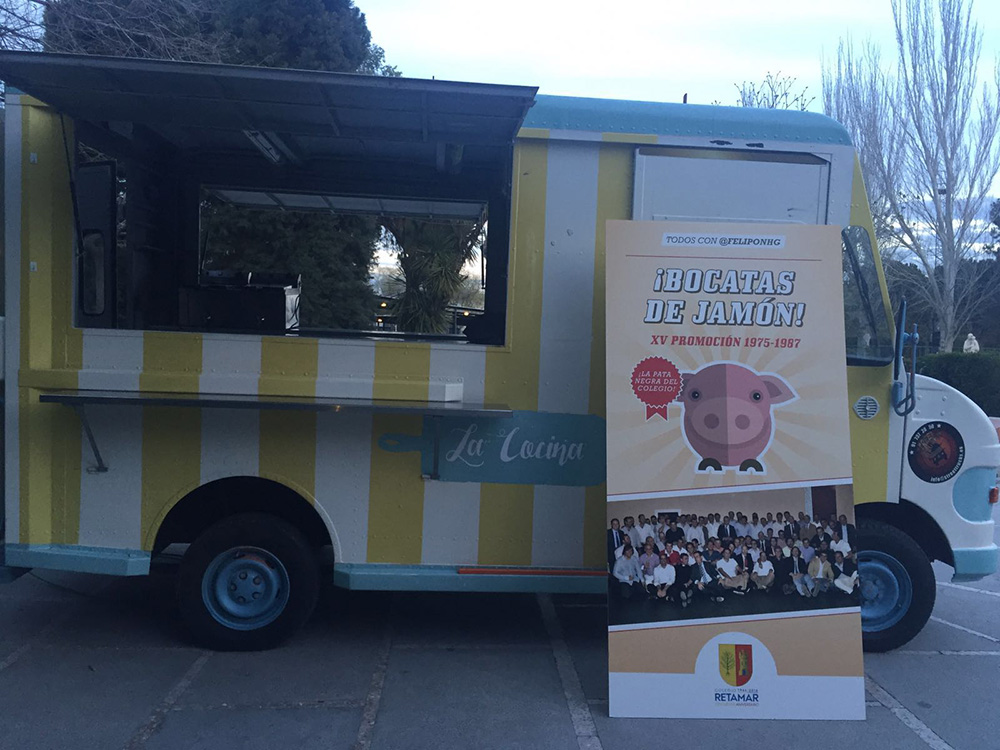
[
  {"xmin": 858, "ymin": 518, "xmax": 935, "ymax": 652},
  {"xmin": 177, "ymin": 513, "xmax": 320, "ymax": 651}
]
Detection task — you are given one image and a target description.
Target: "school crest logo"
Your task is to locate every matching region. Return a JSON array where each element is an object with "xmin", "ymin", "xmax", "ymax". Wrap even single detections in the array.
[{"xmin": 718, "ymin": 644, "xmax": 753, "ymax": 686}]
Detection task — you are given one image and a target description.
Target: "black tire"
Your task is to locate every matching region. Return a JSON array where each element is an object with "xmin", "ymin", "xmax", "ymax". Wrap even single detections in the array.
[
  {"xmin": 177, "ymin": 513, "xmax": 320, "ymax": 651},
  {"xmin": 858, "ymin": 518, "xmax": 935, "ymax": 653}
]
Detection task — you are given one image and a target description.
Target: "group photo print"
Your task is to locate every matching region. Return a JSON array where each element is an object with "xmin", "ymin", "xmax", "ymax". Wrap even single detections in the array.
[{"xmin": 607, "ymin": 487, "xmax": 861, "ymax": 626}]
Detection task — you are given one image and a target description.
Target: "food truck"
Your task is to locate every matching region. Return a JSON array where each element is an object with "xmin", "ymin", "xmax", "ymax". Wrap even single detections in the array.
[{"xmin": 0, "ymin": 52, "xmax": 996, "ymax": 651}]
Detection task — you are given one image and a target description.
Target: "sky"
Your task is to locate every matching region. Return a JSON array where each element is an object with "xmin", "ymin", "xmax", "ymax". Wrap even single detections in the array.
[{"xmin": 362, "ymin": 0, "xmax": 1000, "ymax": 111}]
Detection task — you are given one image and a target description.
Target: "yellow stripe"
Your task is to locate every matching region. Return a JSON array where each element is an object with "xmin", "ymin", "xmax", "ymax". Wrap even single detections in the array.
[
  {"xmin": 52, "ymin": 397, "xmax": 81, "ymax": 544},
  {"xmin": 139, "ymin": 332, "xmax": 203, "ymax": 548},
  {"xmin": 140, "ymin": 332, "xmax": 202, "ymax": 392},
  {"xmin": 140, "ymin": 406, "xmax": 201, "ymax": 550},
  {"xmin": 583, "ymin": 143, "xmax": 634, "ymax": 568},
  {"xmin": 18, "ymin": 389, "xmax": 33, "ymax": 543},
  {"xmin": 846, "ymin": 156, "xmax": 893, "ymax": 506},
  {"xmin": 517, "ymin": 127, "xmax": 550, "ymax": 140},
  {"xmin": 259, "ymin": 410, "xmax": 317, "ymax": 503},
  {"xmin": 17, "ymin": 104, "xmax": 82, "ymax": 544},
  {"xmin": 588, "ymin": 144, "xmax": 632, "ymax": 420},
  {"xmin": 259, "ymin": 336, "xmax": 318, "ymax": 397},
  {"xmin": 478, "ymin": 140, "xmax": 548, "ymax": 566},
  {"xmin": 602, "ymin": 132, "xmax": 658, "ymax": 144},
  {"xmin": 52, "ymin": 118, "xmax": 82, "ymax": 375},
  {"xmin": 367, "ymin": 343, "xmax": 431, "ymax": 563},
  {"xmin": 256, "ymin": 336, "xmax": 319, "ymax": 523},
  {"xmin": 373, "ymin": 343, "xmax": 431, "ymax": 401},
  {"xmin": 22, "ymin": 391, "xmax": 53, "ymax": 544},
  {"xmin": 849, "ymin": 157, "xmax": 894, "ymax": 333},
  {"xmin": 18, "ymin": 103, "xmax": 32, "ymax": 544},
  {"xmin": 367, "ymin": 414, "xmax": 424, "ymax": 563}
]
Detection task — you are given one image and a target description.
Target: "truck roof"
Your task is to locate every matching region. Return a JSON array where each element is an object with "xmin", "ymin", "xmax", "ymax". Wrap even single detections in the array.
[{"xmin": 525, "ymin": 94, "xmax": 852, "ymax": 145}]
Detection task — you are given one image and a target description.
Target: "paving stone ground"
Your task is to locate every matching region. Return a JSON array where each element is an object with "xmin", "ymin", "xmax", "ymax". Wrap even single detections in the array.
[{"xmin": 1, "ymin": 520, "xmax": 997, "ymax": 749}]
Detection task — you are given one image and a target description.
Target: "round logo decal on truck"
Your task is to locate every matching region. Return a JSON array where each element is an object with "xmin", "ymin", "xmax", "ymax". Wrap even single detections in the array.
[{"xmin": 907, "ymin": 421, "xmax": 965, "ymax": 483}]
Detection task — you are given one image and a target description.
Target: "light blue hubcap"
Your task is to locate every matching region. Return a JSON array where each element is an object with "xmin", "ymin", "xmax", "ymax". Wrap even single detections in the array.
[
  {"xmin": 858, "ymin": 550, "xmax": 913, "ymax": 633},
  {"xmin": 202, "ymin": 547, "xmax": 290, "ymax": 631}
]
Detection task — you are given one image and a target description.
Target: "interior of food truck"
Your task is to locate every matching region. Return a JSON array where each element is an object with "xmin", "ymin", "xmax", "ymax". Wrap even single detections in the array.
[{"xmin": 1, "ymin": 53, "xmax": 536, "ymax": 345}]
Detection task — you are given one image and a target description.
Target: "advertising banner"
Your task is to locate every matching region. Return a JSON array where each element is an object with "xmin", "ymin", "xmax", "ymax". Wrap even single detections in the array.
[{"xmin": 606, "ymin": 221, "xmax": 865, "ymax": 720}]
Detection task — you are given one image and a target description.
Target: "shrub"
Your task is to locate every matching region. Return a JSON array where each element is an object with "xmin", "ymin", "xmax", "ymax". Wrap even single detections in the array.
[{"xmin": 916, "ymin": 351, "xmax": 1000, "ymax": 417}]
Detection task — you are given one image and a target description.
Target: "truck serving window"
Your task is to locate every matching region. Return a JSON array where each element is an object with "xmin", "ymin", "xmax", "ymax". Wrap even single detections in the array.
[
  {"xmin": 842, "ymin": 225, "xmax": 893, "ymax": 366},
  {"xmin": 197, "ymin": 190, "xmax": 488, "ymax": 339},
  {"xmin": 14, "ymin": 55, "xmax": 535, "ymax": 347}
]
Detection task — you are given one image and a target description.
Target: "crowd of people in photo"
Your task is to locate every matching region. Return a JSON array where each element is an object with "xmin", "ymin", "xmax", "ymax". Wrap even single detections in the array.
[{"xmin": 607, "ymin": 510, "xmax": 859, "ymax": 607}]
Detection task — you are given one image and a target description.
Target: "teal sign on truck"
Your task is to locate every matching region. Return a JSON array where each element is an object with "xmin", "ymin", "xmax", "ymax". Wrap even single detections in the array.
[{"xmin": 378, "ymin": 410, "xmax": 606, "ymax": 486}]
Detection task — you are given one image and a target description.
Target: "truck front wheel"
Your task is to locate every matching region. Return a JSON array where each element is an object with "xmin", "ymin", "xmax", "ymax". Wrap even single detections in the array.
[
  {"xmin": 177, "ymin": 513, "xmax": 320, "ymax": 651},
  {"xmin": 857, "ymin": 518, "xmax": 935, "ymax": 652}
]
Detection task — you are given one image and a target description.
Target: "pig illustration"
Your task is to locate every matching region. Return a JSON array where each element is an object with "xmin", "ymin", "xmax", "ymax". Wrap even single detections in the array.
[{"xmin": 678, "ymin": 363, "xmax": 797, "ymax": 474}]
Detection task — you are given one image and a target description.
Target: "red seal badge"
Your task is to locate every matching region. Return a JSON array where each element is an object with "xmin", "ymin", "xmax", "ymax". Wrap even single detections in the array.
[{"xmin": 631, "ymin": 357, "xmax": 682, "ymax": 420}]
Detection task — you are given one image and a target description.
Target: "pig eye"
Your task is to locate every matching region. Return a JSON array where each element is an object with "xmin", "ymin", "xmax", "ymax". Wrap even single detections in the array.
[
  {"xmin": 751, "ymin": 391, "xmax": 762, "ymax": 401},
  {"xmin": 689, "ymin": 389, "xmax": 701, "ymax": 400}
]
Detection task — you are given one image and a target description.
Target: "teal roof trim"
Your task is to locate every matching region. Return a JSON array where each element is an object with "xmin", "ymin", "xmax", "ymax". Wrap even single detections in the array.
[{"xmin": 524, "ymin": 94, "xmax": 853, "ymax": 146}]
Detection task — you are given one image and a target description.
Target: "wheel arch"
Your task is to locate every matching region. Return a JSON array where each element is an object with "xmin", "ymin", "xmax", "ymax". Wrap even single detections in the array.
[
  {"xmin": 855, "ymin": 499, "xmax": 953, "ymax": 566},
  {"xmin": 151, "ymin": 476, "xmax": 339, "ymax": 559}
]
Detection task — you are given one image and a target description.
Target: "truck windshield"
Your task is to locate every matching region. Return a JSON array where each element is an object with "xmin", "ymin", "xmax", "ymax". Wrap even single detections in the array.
[{"xmin": 842, "ymin": 225, "xmax": 893, "ymax": 366}]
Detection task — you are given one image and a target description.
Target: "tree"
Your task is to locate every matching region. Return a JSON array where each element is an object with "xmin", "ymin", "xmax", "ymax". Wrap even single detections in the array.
[
  {"xmin": 720, "ymin": 649, "xmax": 735, "ymax": 678},
  {"xmin": 200, "ymin": 200, "xmax": 378, "ymax": 331},
  {"xmin": 382, "ymin": 218, "xmax": 484, "ymax": 333},
  {"xmin": 1, "ymin": 0, "xmax": 390, "ymax": 74},
  {"xmin": 726, "ymin": 72, "xmax": 815, "ymax": 111},
  {"xmin": 823, "ymin": 0, "xmax": 1000, "ymax": 351},
  {"xmin": 966, "ymin": 199, "xmax": 1000, "ymax": 348}
]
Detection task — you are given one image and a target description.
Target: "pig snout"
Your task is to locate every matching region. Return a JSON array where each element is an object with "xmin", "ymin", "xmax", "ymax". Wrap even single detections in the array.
[{"xmin": 687, "ymin": 396, "xmax": 768, "ymax": 446}]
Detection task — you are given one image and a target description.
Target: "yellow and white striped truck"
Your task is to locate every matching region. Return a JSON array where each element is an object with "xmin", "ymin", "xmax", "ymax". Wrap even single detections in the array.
[{"xmin": 0, "ymin": 52, "xmax": 996, "ymax": 650}]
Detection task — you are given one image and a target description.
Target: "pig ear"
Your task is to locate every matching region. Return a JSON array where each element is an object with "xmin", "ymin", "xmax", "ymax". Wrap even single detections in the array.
[
  {"xmin": 760, "ymin": 374, "xmax": 797, "ymax": 404},
  {"xmin": 678, "ymin": 373, "xmax": 692, "ymax": 401}
]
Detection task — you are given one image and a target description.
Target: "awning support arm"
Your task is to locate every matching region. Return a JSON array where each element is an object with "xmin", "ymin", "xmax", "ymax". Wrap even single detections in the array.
[
  {"xmin": 74, "ymin": 405, "xmax": 108, "ymax": 473},
  {"xmin": 424, "ymin": 415, "xmax": 443, "ymax": 481}
]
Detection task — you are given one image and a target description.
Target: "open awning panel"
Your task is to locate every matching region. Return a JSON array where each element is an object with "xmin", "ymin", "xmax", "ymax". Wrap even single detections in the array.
[{"xmin": 0, "ymin": 51, "xmax": 537, "ymax": 175}]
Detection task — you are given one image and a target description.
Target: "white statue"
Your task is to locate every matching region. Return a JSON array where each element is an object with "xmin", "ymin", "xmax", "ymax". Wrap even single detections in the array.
[{"xmin": 963, "ymin": 333, "xmax": 980, "ymax": 354}]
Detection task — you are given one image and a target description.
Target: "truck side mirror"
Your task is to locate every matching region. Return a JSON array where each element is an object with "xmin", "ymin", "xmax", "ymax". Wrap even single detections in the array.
[
  {"xmin": 891, "ymin": 298, "xmax": 918, "ymax": 416},
  {"xmin": 74, "ymin": 161, "xmax": 117, "ymax": 327}
]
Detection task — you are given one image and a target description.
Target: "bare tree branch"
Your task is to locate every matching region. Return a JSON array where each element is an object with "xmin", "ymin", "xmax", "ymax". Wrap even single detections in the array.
[{"xmin": 823, "ymin": 0, "xmax": 1000, "ymax": 351}]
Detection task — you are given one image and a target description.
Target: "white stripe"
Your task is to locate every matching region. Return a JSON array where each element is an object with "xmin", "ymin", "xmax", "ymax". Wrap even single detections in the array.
[
  {"xmin": 529, "ymin": 140, "xmax": 599, "ymax": 569},
  {"xmin": 420, "ymin": 344, "xmax": 487, "ymax": 565},
  {"xmin": 200, "ymin": 408, "xmax": 259, "ymax": 484},
  {"xmin": 532, "ymin": 486, "xmax": 585, "ymax": 567},
  {"xmin": 314, "ymin": 409, "xmax": 372, "ymax": 565},
  {"xmin": 4, "ymin": 95, "xmax": 22, "ymax": 544},
  {"xmin": 937, "ymin": 580, "xmax": 1000, "ymax": 598},
  {"xmin": 199, "ymin": 334, "xmax": 261, "ymax": 395},
  {"xmin": 428, "ymin": 345, "xmax": 485, "ymax": 404},
  {"xmin": 609, "ymin": 606, "xmax": 861, "ymax": 632},
  {"xmin": 538, "ymin": 594, "xmax": 603, "ymax": 750},
  {"xmin": 929, "ymin": 616, "xmax": 1000, "ymax": 644},
  {"xmin": 79, "ymin": 330, "xmax": 143, "ymax": 391},
  {"xmin": 609, "ymin": 476, "xmax": 853, "ymax": 502},
  {"xmin": 538, "ymin": 140, "xmax": 599, "ymax": 415},
  {"xmin": 315, "ymin": 340, "xmax": 375, "ymax": 399},
  {"xmin": 420, "ymin": 481, "xmax": 481, "ymax": 565},
  {"xmin": 865, "ymin": 675, "xmax": 955, "ymax": 750},
  {"xmin": 78, "ymin": 406, "xmax": 144, "ymax": 548}
]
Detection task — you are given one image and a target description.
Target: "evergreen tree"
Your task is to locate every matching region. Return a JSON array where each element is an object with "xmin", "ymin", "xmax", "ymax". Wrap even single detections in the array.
[{"xmin": 382, "ymin": 218, "xmax": 484, "ymax": 334}]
